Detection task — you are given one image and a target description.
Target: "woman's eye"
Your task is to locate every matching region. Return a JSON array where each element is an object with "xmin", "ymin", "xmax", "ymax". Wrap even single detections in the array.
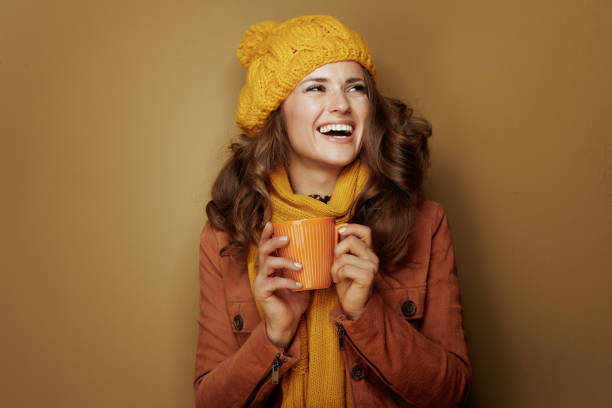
[
  {"xmin": 306, "ymin": 85, "xmax": 324, "ymax": 92},
  {"xmin": 349, "ymin": 84, "xmax": 366, "ymax": 93}
]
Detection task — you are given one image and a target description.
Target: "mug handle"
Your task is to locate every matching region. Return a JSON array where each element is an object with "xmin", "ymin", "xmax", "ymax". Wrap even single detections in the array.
[{"xmin": 334, "ymin": 223, "xmax": 348, "ymax": 246}]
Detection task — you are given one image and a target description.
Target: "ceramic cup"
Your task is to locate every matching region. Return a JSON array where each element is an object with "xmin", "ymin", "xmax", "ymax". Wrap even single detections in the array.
[{"xmin": 273, "ymin": 217, "xmax": 345, "ymax": 290}]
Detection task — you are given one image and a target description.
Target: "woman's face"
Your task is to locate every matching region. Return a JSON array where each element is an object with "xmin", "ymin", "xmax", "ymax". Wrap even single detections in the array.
[{"xmin": 280, "ymin": 61, "xmax": 370, "ymax": 173}]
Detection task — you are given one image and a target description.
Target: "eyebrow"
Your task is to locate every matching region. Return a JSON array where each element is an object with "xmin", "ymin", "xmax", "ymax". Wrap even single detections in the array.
[{"xmin": 299, "ymin": 77, "xmax": 365, "ymax": 85}]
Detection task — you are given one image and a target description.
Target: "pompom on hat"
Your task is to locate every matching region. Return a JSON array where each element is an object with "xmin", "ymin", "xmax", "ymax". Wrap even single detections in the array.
[{"xmin": 235, "ymin": 15, "xmax": 376, "ymax": 137}]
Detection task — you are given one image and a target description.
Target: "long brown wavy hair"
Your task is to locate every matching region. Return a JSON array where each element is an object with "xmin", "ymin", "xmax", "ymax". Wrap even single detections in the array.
[{"xmin": 206, "ymin": 68, "xmax": 432, "ymax": 270}]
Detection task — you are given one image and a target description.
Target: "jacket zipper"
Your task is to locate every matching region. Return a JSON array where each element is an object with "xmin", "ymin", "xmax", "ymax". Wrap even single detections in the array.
[
  {"xmin": 243, "ymin": 354, "xmax": 284, "ymax": 407},
  {"xmin": 335, "ymin": 322, "xmax": 393, "ymax": 386},
  {"xmin": 271, "ymin": 353, "xmax": 283, "ymax": 384}
]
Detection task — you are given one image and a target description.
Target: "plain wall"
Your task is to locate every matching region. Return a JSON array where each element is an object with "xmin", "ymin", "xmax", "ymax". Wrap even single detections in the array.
[{"xmin": 1, "ymin": 0, "xmax": 611, "ymax": 406}]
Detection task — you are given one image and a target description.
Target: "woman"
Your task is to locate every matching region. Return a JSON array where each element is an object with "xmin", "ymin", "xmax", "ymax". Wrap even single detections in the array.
[{"xmin": 194, "ymin": 15, "xmax": 471, "ymax": 407}]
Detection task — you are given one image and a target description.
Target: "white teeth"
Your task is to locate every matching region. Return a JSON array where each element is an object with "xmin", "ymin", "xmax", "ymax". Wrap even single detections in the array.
[{"xmin": 318, "ymin": 123, "xmax": 354, "ymax": 134}]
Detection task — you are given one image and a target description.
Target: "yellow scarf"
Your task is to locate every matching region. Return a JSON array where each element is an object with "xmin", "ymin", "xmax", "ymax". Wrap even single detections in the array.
[{"xmin": 247, "ymin": 160, "xmax": 368, "ymax": 407}]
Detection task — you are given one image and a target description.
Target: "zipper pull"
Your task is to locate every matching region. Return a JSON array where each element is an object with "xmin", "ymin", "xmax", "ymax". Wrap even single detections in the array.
[
  {"xmin": 271, "ymin": 354, "xmax": 282, "ymax": 384},
  {"xmin": 336, "ymin": 323, "xmax": 346, "ymax": 350}
]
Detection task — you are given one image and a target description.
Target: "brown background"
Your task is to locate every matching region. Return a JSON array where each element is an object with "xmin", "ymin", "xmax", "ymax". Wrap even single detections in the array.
[{"xmin": 1, "ymin": 0, "xmax": 611, "ymax": 407}]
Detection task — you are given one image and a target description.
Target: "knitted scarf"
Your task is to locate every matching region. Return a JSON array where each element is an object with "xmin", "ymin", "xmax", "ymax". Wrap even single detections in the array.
[{"xmin": 247, "ymin": 160, "xmax": 368, "ymax": 407}]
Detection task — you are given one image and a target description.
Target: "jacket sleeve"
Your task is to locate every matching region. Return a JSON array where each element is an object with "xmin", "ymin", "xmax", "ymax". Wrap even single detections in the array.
[
  {"xmin": 193, "ymin": 223, "xmax": 301, "ymax": 407},
  {"xmin": 331, "ymin": 203, "xmax": 472, "ymax": 407}
]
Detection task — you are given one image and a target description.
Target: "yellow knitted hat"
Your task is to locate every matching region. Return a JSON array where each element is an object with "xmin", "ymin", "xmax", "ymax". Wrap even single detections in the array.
[{"xmin": 235, "ymin": 15, "xmax": 376, "ymax": 137}]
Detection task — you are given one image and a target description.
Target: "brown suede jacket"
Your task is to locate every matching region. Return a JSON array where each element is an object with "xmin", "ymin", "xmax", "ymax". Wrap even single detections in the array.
[{"xmin": 194, "ymin": 198, "xmax": 472, "ymax": 407}]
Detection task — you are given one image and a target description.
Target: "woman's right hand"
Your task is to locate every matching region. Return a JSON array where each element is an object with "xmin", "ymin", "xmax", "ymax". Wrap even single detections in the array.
[{"xmin": 254, "ymin": 222, "xmax": 312, "ymax": 349}]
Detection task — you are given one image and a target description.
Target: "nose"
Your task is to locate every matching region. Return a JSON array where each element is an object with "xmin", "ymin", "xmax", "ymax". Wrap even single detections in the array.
[{"xmin": 327, "ymin": 89, "xmax": 351, "ymax": 113}]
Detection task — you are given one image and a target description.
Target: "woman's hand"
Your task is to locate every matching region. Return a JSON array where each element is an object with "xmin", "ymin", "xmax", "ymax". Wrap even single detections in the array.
[
  {"xmin": 254, "ymin": 222, "xmax": 312, "ymax": 349},
  {"xmin": 331, "ymin": 224, "xmax": 379, "ymax": 321}
]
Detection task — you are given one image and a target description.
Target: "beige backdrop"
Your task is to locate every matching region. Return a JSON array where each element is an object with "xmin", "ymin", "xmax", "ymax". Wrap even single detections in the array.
[{"xmin": 1, "ymin": 0, "xmax": 611, "ymax": 407}]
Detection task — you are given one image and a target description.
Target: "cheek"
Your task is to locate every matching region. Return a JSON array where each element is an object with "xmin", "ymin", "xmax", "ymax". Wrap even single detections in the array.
[
  {"xmin": 356, "ymin": 100, "xmax": 371, "ymax": 120},
  {"xmin": 285, "ymin": 103, "xmax": 319, "ymax": 134}
]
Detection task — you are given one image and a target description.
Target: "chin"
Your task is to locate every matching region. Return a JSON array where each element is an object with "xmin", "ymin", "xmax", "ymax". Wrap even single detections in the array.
[{"xmin": 321, "ymin": 155, "xmax": 359, "ymax": 169}]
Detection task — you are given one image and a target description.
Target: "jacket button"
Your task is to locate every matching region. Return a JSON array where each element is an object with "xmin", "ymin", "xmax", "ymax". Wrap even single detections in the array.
[
  {"xmin": 233, "ymin": 314, "xmax": 244, "ymax": 331},
  {"xmin": 401, "ymin": 300, "xmax": 417, "ymax": 317},
  {"xmin": 350, "ymin": 364, "xmax": 365, "ymax": 381}
]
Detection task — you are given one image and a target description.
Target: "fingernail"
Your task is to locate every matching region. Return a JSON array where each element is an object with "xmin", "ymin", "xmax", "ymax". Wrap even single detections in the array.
[
  {"xmin": 294, "ymin": 262, "xmax": 302, "ymax": 269},
  {"xmin": 279, "ymin": 236, "xmax": 288, "ymax": 241},
  {"xmin": 295, "ymin": 282, "xmax": 302, "ymax": 287},
  {"xmin": 338, "ymin": 227, "xmax": 347, "ymax": 234}
]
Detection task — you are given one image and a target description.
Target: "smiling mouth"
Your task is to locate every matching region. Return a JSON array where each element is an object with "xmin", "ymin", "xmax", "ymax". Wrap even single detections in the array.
[{"xmin": 317, "ymin": 123, "xmax": 354, "ymax": 138}]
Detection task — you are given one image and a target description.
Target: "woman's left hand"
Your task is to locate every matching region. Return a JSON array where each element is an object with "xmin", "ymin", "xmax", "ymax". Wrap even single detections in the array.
[{"xmin": 331, "ymin": 223, "xmax": 379, "ymax": 321}]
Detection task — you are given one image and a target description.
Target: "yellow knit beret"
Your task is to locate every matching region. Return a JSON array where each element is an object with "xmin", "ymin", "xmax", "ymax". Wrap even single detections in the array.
[{"xmin": 235, "ymin": 15, "xmax": 376, "ymax": 137}]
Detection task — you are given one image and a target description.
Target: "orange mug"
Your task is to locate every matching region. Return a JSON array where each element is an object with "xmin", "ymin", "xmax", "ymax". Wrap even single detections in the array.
[{"xmin": 273, "ymin": 217, "xmax": 345, "ymax": 290}]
